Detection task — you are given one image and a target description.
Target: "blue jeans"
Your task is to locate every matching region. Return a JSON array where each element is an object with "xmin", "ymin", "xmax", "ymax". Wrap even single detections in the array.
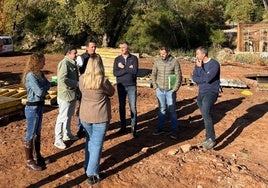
[
  {"xmin": 117, "ymin": 84, "xmax": 137, "ymax": 132},
  {"xmin": 76, "ymin": 100, "xmax": 84, "ymax": 135},
  {"xmin": 24, "ymin": 105, "xmax": 43, "ymax": 141},
  {"xmin": 55, "ymin": 97, "xmax": 76, "ymax": 142},
  {"xmin": 197, "ymin": 91, "xmax": 218, "ymax": 141},
  {"xmin": 81, "ymin": 121, "xmax": 108, "ymax": 176},
  {"xmin": 156, "ymin": 88, "xmax": 178, "ymax": 132}
]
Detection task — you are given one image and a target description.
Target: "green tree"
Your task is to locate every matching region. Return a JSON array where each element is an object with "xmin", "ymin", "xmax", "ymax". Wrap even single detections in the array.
[
  {"xmin": 225, "ymin": 0, "xmax": 264, "ymax": 22},
  {"xmin": 210, "ymin": 29, "xmax": 226, "ymax": 48},
  {"xmin": 0, "ymin": 0, "xmax": 19, "ymax": 35},
  {"xmin": 124, "ymin": 1, "xmax": 178, "ymax": 53},
  {"xmin": 1, "ymin": 0, "xmax": 268, "ymax": 52}
]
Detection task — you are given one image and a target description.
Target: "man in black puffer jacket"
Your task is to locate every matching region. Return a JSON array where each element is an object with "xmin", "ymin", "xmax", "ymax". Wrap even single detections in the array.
[{"xmin": 76, "ymin": 39, "xmax": 100, "ymax": 138}]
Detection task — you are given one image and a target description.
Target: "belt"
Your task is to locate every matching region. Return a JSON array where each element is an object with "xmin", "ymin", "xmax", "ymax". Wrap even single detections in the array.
[{"xmin": 26, "ymin": 101, "xmax": 45, "ymax": 106}]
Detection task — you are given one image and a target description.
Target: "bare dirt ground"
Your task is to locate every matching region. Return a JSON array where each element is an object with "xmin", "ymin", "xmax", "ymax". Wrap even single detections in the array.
[{"xmin": 0, "ymin": 53, "xmax": 268, "ymax": 188}]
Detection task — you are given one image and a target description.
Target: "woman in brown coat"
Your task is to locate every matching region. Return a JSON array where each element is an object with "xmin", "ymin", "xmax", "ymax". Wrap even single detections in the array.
[{"xmin": 79, "ymin": 54, "xmax": 115, "ymax": 185}]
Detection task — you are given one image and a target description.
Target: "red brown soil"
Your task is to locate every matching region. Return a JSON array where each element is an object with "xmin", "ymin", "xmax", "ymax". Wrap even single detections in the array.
[{"xmin": 0, "ymin": 53, "xmax": 268, "ymax": 188}]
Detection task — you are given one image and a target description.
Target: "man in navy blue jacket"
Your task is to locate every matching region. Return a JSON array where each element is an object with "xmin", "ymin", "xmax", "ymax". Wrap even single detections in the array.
[
  {"xmin": 113, "ymin": 42, "xmax": 139, "ymax": 138},
  {"xmin": 192, "ymin": 46, "xmax": 220, "ymax": 150}
]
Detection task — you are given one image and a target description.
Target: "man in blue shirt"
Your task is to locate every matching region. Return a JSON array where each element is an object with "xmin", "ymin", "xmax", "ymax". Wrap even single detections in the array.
[
  {"xmin": 113, "ymin": 42, "xmax": 139, "ymax": 138},
  {"xmin": 192, "ymin": 46, "xmax": 220, "ymax": 149}
]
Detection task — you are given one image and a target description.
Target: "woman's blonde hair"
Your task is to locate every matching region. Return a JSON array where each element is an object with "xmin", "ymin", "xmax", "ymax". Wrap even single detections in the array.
[
  {"xmin": 83, "ymin": 54, "xmax": 105, "ymax": 89},
  {"xmin": 21, "ymin": 52, "xmax": 45, "ymax": 86}
]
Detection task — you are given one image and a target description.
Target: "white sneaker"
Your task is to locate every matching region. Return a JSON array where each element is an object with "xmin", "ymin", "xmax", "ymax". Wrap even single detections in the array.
[
  {"xmin": 198, "ymin": 138, "xmax": 215, "ymax": 150},
  {"xmin": 202, "ymin": 138, "xmax": 215, "ymax": 150},
  {"xmin": 54, "ymin": 141, "xmax": 66, "ymax": 149},
  {"xmin": 63, "ymin": 135, "xmax": 79, "ymax": 141}
]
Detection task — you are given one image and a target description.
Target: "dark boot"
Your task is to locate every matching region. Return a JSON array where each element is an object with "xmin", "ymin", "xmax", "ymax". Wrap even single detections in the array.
[
  {"xmin": 24, "ymin": 140, "xmax": 42, "ymax": 171},
  {"xmin": 131, "ymin": 125, "xmax": 137, "ymax": 138},
  {"xmin": 34, "ymin": 135, "xmax": 50, "ymax": 167}
]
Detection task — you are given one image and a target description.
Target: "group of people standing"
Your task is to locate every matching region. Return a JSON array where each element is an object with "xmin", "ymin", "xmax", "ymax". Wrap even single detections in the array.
[{"xmin": 21, "ymin": 40, "xmax": 220, "ymax": 185}]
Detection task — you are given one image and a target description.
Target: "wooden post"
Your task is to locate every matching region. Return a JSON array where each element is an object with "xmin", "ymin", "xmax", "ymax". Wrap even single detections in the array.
[{"xmin": 237, "ymin": 22, "xmax": 243, "ymax": 52}]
